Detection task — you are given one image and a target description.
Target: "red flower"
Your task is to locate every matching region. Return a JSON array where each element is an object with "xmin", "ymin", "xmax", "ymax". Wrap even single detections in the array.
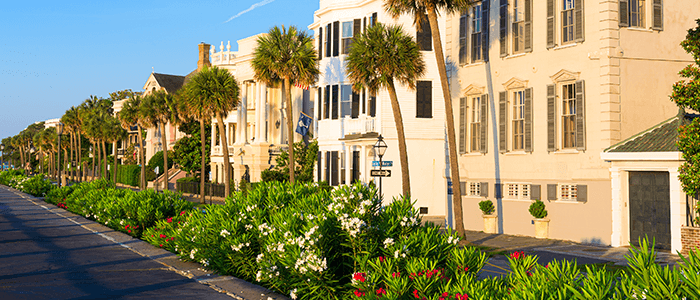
[
  {"xmin": 510, "ymin": 251, "xmax": 526, "ymax": 260},
  {"xmin": 125, "ymin": 225, "xmax": 129, "ymax": 229},
  {"xmin": 413, "ymin": 289, "xmax": 420, "ymax": 299},
  {"xmin": 159, "ymin": 244, "xmax": 163, "ymax": 247},
  {"xmin": 376, "ymin": 287, "xmax": 386, "ymax": 296},
  {"xmin": 442, "ymin": 292, "xmax": 448, "ymax": 297},
  {"xmin": 379, "ymin": 256, "xmax": 385, "ymax": 263},
  {"xmin": 159, "ymin": 234, "xmax": 166, "ymax": 238},
  {"xmin": 392, "ymin": 272, "xmax": 401, "ymax": 278},
  {"xmin": 353, "ymin": 289, "xmax": 365, "ymax": 297},
  {"xmin": 166, "ymin": 217, "xmax": 172, "ymax": 223},
  {"xmin": 128, "ymin": 230, "xmax": 131, "ymax": 233},
  {"xmin": 353, "ymin": 272, "xmax": 366, "ymax": 283},
  {"xmin": 180, "ymin": 211, "xmax": 186, "ymax": 216}
]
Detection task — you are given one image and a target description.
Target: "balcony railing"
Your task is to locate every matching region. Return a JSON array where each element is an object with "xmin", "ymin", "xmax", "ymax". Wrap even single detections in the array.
[{"xmin": 319, "ymin": 115, "xmax": 376, "ymax": 140}]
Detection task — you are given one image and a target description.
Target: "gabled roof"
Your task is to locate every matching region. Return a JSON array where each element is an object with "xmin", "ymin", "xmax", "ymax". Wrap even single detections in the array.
[
  {"xmin": 605, "ymin": 110, "xmax": 696, "ymax": 153},
  {"xmin": 152, "ymin": 73, "xmax": 186, "ymax": 94}
]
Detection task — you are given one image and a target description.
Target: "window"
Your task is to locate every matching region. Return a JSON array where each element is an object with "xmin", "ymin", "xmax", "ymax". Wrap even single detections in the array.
[
  {"xmin": 471, "ymin": 4, "xmax": 483, "ymax": 62},
  {"xmin": 417, "ymin": 15, "xmax": 432, "ymax": 51},
  {"xmin": 459, "ymin": 11, "xmax": 468, "ymax": 64},
  {"xmin": 512, "ymin": 91, "xmax": 525, "ymax": 150},
  {"xmin": 324, "ymin": 85, "xmax": 330, "ymax": 119},
  {"xmin": 469, "ymin": 182, "xmax": 481, "ymax": 197},
  {"xmin": 620, "ymin": 0, "xmax": 663, "ymax": 29},
  {"xmin": 560, "ymin": 184, "xmax": 577, "ymax": 201},
  {"xmin": 318, "ymin": 27, "xmax": 323, "ymax": 59},
  {"xmin": 341, "ymin": 85, "xmax": 352, "ymax": 118},
  {"xmin": 512, "ymin": 0, "xmax": 525, "ymax": 53},
  {"xmin": 562, "ymin": 0, "xmax": 575, "ymax": 44},
  {"xmin": 504, "ymin": 183, "xmax": 530, "ymax": 200},
  {"xmin": 229, "ymin": 123, "xmax": 236, "ymax": 144},
  {"xmin": 562, "ymin": 83, "xmax": 576, "ymax": 148},
  {"xmin": 342, "ymin": 21, "xmax": 353, "ymax": 54},
  {"xmin": 460, "ymin": 2, "xmax": 489, "ymax": 64},
  {"xmin": 325, "ymin": 24, "xmax": 331, "ymax": 58},
  {"xmin": 416, "ymin": 81, "xmax": 432, "ymax": 118},
  {"xmin": 331, "ymin": 85, "xmax": 339, "ymax": 120},
  {"xmin": 630, "ymin": 0, "xmax": 645, "ymax": 27},
  {"xmin": 471, "ymin": 96, "xmax": 481, "ymax": 152}
]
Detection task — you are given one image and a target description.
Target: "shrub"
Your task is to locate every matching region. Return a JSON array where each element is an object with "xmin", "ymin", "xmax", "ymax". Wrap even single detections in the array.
[
  {"xmin": 478, "ymin": 199, "xmax": 495, "ymax": 215},
  {"xmin": 529, "ymin": 199, "xmax": 548, "ymax": 219},
  {"xmin": 147, "ymin": 150, "xmax": 174, "ymax": 175},
  {"xmin": 116, "ymin": 164, "xmax": 141, "ymax": 187},
  {"xmin": 176, "ymin": 176, "xmax": 199, "ymax": 183}
]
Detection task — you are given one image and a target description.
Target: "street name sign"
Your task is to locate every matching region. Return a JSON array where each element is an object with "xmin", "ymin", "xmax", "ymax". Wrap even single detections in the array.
[{"xmin": 370, "ymin": 170, "xmax": 391, "ymax": 177}]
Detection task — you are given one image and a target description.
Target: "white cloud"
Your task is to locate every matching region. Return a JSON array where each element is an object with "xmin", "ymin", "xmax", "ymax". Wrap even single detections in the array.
[{"xmin": 224, "ymin": 0, "xmax": 275, "ymax": 23}]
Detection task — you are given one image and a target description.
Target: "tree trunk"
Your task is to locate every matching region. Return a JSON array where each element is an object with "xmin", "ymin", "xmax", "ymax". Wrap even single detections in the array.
[
  {"xmin": 70, "ymin": 133, "xmax": 75, "ymax": 182},
  {"xmin": 78, "ymin": 133, "xmax": 83, "ymax": 182},
  {"xmin": 102, "ymin": 140, "xmax": 107, "ymax": 182},
  {"xmin": 386, "ymin": 80, "xmax": 411, "ymax": 198},
  {"xmin": 427, "ymin": 7, "xmax": 465, "ymax": 237},
  {"xmin": 160, "ymin": 122, "xmax": 169, "ymax": 191},
  {"xmin": 91, "ymin": 141, "xmax": 96, "ymax": 181},
  {"xmin": 199, "ymin": 117, "xmax": 206, "ymax": 203},
  {"xmin": 216, "ymin": 114, "xmax": 231, "ymax": 198},
  {"xmin": 113, "ymin": 141, "xmax": 117, "ymax": 185},
  {"xmin": 137, "ymin": 125, "xmax": 146, "ymax": 190},
  {"xmin": 284, "ymin": 77, "xmax": 295, "ymax": 183},
  {"xmin": 19, "ymin": 145, "xmax": 25, "ymax": 175}
]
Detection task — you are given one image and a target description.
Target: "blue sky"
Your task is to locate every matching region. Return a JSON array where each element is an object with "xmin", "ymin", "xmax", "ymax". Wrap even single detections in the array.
[{"xmin": 0, "ymin": 0, "xmax": 318, "ymax": 141}]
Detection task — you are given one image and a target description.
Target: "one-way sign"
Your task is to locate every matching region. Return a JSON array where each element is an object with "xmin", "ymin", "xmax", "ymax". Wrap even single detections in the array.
[{"xmin": 370, "ymin": 170, "xmax": 391, "ymax": 177}]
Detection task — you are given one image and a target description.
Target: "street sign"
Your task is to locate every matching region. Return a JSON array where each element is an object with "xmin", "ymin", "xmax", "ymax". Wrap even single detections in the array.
[
  {"xmin": 370, "ymin": 170, "xmax": 391, "ymax": 177},
  {"xmin": 372, "ymin": 161, "xmax": 393, "ymax": 167}
]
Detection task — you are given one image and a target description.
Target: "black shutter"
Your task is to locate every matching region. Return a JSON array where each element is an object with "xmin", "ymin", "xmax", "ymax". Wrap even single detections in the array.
[
  {"xmin": 372, "ymin": 12, "xmax": 378, "ymax": 26},
  {"xmin": 324, "ymin": 85, "xmax": 330, "ymax": 119},
  {"xmin": 369, "ymin": 94, "xmax": 376, "ymax": 117},
  {"xmin": 547, "ymin": 184, "xmax": 558, "ymax": 201},
  {"xmin": 499, "ymin": 0, "xmax": 508, "ymax": 57},
  {"xmin": 325, "ymin": 24, "xmax": 331, "ymax": 57},
  {"xmin": 333, "ymin": 21, "xmax": 339, "ymax": 57},
  {"xmin": 331, "ymin": 151, "xmax": 338, "ymax": 186},
  {"xmin": 547, "ymin": 84, "xmax": 556, "ymax": 152},
  {"xmin": 459, "ymin": 97, "xmax": 467, "ymax": 154},
  {"xmin": 574, "ymin": 0, "xmax": 584, "ymax": 43},
  {"xmin": 619, "ymin": 0, "xmax": 629, "ymax": 27},
  {"xmin": 325, "ymin": 151, "xmax": 330, "ymax": 183},
  {"xmin": 353, "ymin": 19, "xmax": 361, "ymax": 38},
  {"xmin": 575, "ymin": 80, "xmax": 586, "ymax": 150},
  {"xmin": 531, "ymin": 184, "xmax": 541, "ymax": 200},
  {"xmin": 417, "ymin": 16, "xmax": 432, "ymax": 51},
  {"xmin": 417, "ymin": 81, "xmax": 432, "ymax": 118},
  {"xmin": 524, "ymin": 0, "xmax": 532, "ymax": 52},
  {"xmin": 546, "ymin": 0, "xmax": 555, "ymax": 48},
  {"xmin": 482, "ymin": 0, "xmax": 490, "ymax": 62},
  {"xmin": 351, "ymin": 91, "xmax": 360, "ymax": 118},
  {"xmin": 363, "ymin": 17, "xmax": 367, "ymax": 31},
  {"xmin": 480, "ymin": 94, "xmax": 488, "ymax": 153},
  {"xmin": 524, "ymin": 88, "xmax": 533, "ymax": 152},
  {"xmin": 317, "ymin": 88, "xmax": 322, "ymax": 120},
  {"xmin": 362, "ymin": 90, "xmax": 366, "ymax": 114},
  {"xmin": 480, "ymin": 182, "xmax": 489, "ymax": 197},
  {"xmin": 318, "ymin": 27, "xmax": 323, "ymax": 59},
  {"xmin": 317, "ymin": 151, "xmax": 321, "ymax": 182},
  {"xmin": 498, "ymin": 91, "xmax": 507, "ymax": 153},
  {"xmin": 652, "ymin": 0, "xmax": 663, "ymax": 31},
  {"xmin": 459, "ymin": 11, "xmax": 468, "ymax": 65},
  {"xmin": 577, "ymin": 185, "xmax": 587, "ymax": 203},
  {"xmin": 332, "ymin": 85, "xmax": 339, "ymax": 120}
]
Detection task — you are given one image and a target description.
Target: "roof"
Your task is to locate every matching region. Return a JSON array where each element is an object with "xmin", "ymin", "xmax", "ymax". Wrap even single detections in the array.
[
  {"xmin": 605, "ymin": 110, "xmax": 697, "ymax": 153},
  {"xmin": 152, "ymin": 73, "xmax": 186, "ymax": 94}
]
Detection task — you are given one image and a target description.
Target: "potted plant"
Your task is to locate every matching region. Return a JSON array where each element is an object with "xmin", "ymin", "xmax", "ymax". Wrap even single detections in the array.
[
  {"xmin": 479, "ymin": 199, "xmax": 497, "ymax": 234},
  {"xmin": 529, "ymin": 199, "xmax": 549, "ymax": 239}
]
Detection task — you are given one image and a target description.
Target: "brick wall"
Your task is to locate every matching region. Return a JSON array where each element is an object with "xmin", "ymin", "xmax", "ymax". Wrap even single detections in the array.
[{"xmin": 681, "ymin": 226, "xmax": 700, "ymax": 255}]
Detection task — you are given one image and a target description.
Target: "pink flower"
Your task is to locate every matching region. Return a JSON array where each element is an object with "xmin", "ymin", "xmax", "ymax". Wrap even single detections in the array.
[
  {"xmin": 413, "ymin": 289, "xmax": 420, "ymax": 299},
  {"xmin": 510, "ymin": 251, "xmax": 526, "ymax": 259},
  {"xmin": 353, "ymin": 272, "xmax": 366, "ymax": 283},
  {"xmin": 392, "ymin": 272, "xmax": 401, "ymax": 278},
  {"xmin": 376, "ymin": 287, "xmax": 386, "ymax": 296},
  {"xmin": 159, "ymin": 234, "xmax": 166, "ymax": 238},
  {"xmin": 166, "ymin": 217, "xmax": 172, "ymax": 223},
  {"xmin": 180, "ymin": 211, "xmax": 186, "ymax": 216},
  {"xmin": 354, "ymin": 289, "xmax": 365, "ymax": 297},
  {"xmin": 379, "ymin": 256, "xmax": 385, "ymax": 263}
]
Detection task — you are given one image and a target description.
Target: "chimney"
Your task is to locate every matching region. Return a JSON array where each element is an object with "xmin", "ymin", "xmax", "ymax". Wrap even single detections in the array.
[{"xmin": 197, "ymin": 43, "xmax": 212, "ymax": 71}]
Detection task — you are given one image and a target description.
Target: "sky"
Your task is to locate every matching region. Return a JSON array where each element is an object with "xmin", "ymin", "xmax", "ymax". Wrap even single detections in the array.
[{"xmin": 0, "ymin": 0, "xmax": 319, "ymax": 141}]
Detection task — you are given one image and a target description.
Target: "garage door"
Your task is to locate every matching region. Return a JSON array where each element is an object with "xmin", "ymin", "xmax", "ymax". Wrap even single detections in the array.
[{"xmin": 629, "ymin": 171, "xmax": 671, "ymax": 249}]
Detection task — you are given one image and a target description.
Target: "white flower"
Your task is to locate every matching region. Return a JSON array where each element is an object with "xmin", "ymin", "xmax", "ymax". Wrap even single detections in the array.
[
  {"xmin": 190, "ymin": 249, "xmax": 198, "ymax": 260},
  {"xmin": 384, "ymin": 238, "xmax": 394, "ymax": 247},
  {"xmin": 290, "ymin": 289, "xmax": 297, "ymax": 299},
  {"xmin": 200, "ymin": 259, "xmax": 209, "ymax": 266},
  {"xmin": 220, "ymin": 229, "xmax": 230, "ymax": 237}
]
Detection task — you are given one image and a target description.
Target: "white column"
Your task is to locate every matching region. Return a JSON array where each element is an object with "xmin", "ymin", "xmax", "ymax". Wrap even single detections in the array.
[
  {"xmin": 610, "ymin": 167, "xmax": 623, "ymax": 247},
  {"xmin": 252, "ymin": 82, "xmax": 260, "ymax": 144},
  {"xmin": 260, "ymin": 83, "xmax": 268, "ymax": 143},
  {"xmin": 670, "ymin": 168, "xmax": 684, "ymax": 253},
  {"xmin": 345, "ymin": 146, "xmax": 351, "ymax": 185},
  {"xmin": 241, "ymin": 83, "xmax": 248, "ymax": 144}
]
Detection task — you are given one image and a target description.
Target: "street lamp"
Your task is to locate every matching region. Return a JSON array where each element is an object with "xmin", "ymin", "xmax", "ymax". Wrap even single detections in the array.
[
  {"xmin": 373, "ymin": 134, "xmax": 387, "ymax": 198},
  {"xmin": 57, "ymin": 122, "xmax": 63, "ymax": 187}
]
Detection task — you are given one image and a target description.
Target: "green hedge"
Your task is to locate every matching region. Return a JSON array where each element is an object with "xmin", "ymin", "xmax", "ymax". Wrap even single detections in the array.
[{"xmin": 116, "ymin": 165, "xmax": 141, "ymax": 187}]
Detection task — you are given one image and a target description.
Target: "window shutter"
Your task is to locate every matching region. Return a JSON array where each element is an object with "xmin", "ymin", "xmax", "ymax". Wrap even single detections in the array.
[
  {"xmin": 575, "ymin": 80, "xmax": 586, "ymax": 150},
  {"xmin": 460, "ymin": 182, "xmax": 466, "ymax": 194},
  {"xmin": 498, "ymin": 91, "xmax": 507, "ymax": 153},
  {"xmin": 351, "ymin": 91, "xmax": 360, "ymax": 118},
  {"xmin": 324, "ymin": 85, "xmax": 330, "ymax": 119},
  {"xmin": 577, "ymin": 185, "xmax": 587, "ymax": 203},
  {"xmin": 480, "ymin": 94, "xmax": 488, "ymax": 153},
  {"xmin": 326, "ymin": 24, "xmax": 331, "ymax": 57},
  {"xmin": 652, "ymin": 0, "xmax": 663, "ymax": 31},
  {"xmin": 353, "ymin": 19, "xmax": 361, "ymax": 37},
  {"xmin": 480, "ymin": 182, "xmax": 489, "ymax": 197},
  {"xmin": 574, "ymin": 0, "xmax": 585, "ymax": 43},
  {"xmin": 524, "ymin": 0, "xmax": 533, "ymax": 52},
  {"xmin": 372, "ymin": 12, "xmax": 378, "ymax": 26},
  {"xmin": 331, "ymin": 151, "xmax": 338, "ymax": 186},
  {"xmin": 317, "ymin": 151, "xmax": 322, "ymax": 182},
  {"xmin": 325, "ymin": 152, "xmax": 330, "ymax": 183},
  {"xmin": 318, "ymin": 27, "xmax": 323, "ymax": 59},
  {"xmin": 363, "ymin": 17, "xmax": 367, "ymax": 31},
  {"xmin": 369, "ymin": 94, "xmax": 376, "ymax": 117},
  {"xmin": 459, "ymin": 12, "xmax": 468, "ymax": 65},
  {"xmin": 547, "ymin": 184, "xmax": 558, "ymax": 201},
  {"xmin": 459, "ymin": 97, "xmax": 467, "ymax": 154},
  {"xmin": 547, "ymin": 84, "xmax": 557, "ymax": 152},
  {"xmin": 619, "ymin": 0, "xmax": 629, "ymax": 27},
  {"xmin": 546, "ymin": 0, "xmax": 555, "ymax": 48},
  {"xmin": 317, "ymin": 88, "xmax": 322, "ymax": 120},
  {"xmin": 531, "ymin": 184, "xmax": 541, "ymax": 200},
  {"xmin": 333, "ymin": 21, "xmax": 339, "ymax": 57},
  {"xmin": 482, "ymin": 0, "xmax": 490, "ymax": 62},
  {"xmin": 499, "ymin": 0, "xmax": 508, "ymax": 57},
  {"xmin": 495, "ymin": 183, "xmax": 502, "ymax": 199},
  {"xmin": 524, "ymin": 87, "xmax": 533, "ymax": 152},
  {"xmin": 417, "ymin": 16, "xmax": 432, "ymax": 51},
  {"xmin": 416, "ymin": 81, "xmax": 432, "ymax": 118},
  {"xmin": 332, "ymin": 85, "xmax": 339, "ymax": 120}
]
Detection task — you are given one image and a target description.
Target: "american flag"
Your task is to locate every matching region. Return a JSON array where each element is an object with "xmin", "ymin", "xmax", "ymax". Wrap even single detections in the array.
[{"xmin": 294, "ymin": 82, "xmax": 309, "ymax": 90}]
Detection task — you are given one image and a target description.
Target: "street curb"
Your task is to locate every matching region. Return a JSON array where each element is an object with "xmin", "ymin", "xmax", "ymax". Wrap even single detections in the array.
[{"xmin": 6, "ymin": 187, "xmax": 289, "ymax": 300}]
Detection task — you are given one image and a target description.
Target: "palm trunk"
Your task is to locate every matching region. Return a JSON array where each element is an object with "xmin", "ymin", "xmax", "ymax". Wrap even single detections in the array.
[
  {"xmin": 78, "ymin": 133, "xmax": 83, "ymax": 182},
  {"xmin": 283, "ymin": 77, "xmax": 295, "ymax": 183},
  {"xmin": 113, "ymin": 141, "xmax": 117, "ymax": 185},
  {"xmin": 137, "ymin": 125, "xmax": 146, "ymax": 190},
  {"xmin": 216, "ymin": 114, "xmax": 231, "ymax": 198},
  {"xmin": 386, "ymin": 80, "xmax": 411, "ymax": 197},
  {"xmin": 160, "ymin": 122, "xmax": 169, "ymax": 191},
  {"xmin": 91, "ymin": 141, "xmax": 96, "ymax": 181},
  {"xmin": 19, "ymin": 145, "xmax": 25, "ymax": 175},
  {"xmin": 427, "ymin": 7, "xmax": 465, "ymax": 237},
  {"xmin": 70, "ymin": 133, "xmax": 75, "ymax": 182},
  {"xmin": 199, "ymin": 117, "xmax": 206, "ymax": 203},
  {"xmin": 101, "ymin": 140, "xmax": 107, "ymax": 182}
]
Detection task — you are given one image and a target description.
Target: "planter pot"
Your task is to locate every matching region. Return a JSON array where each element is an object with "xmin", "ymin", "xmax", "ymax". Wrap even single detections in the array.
[
  {"xmin": 534, "ymin": 218, "xmax": 550, "ymax": 239},
  {"xmin": 483, "ymin": 214, "xmax": 498, "ymax": 234}
]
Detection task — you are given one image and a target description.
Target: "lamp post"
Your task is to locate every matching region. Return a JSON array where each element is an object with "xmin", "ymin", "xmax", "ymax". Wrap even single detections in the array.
[
  {"xmin": 57, "ymin": 122, "xmax": 63, "ymax": 187},
  {"xmin": 373, "ymin": 135, "xmax": 388, "ymax": 199}
]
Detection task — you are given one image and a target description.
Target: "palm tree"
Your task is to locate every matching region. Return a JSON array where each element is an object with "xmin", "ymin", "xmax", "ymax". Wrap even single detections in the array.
[
  {"xmin": 103, "ymin": 116, "xmax": 127, "ymax": 184},
  {"xmin": 140, "ymin": 91, "xmax": 176, "ymax": 191},
  {"xmin": 384, "ymin": 0, "xmax": 472, "ymax": 237},
  {"xmin": 61, "ymin": 107, "xmax": 80, "ymax": 181},
  {"xmin": 346, "ymin": 23, "xmax": 425, "ymax": 197},
  {"xmin": 181, "ymin": 66, "xmax": 240, "ymax": 198},
  {"xmin": 252, "ymin": 25, "xmax": 319, "ymax": 184},
  {"xmin": 117, "ymin": 95, "xmax": 147, "ymax": 189}
]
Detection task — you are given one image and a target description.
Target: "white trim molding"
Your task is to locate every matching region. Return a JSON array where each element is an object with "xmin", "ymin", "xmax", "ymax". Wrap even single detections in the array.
[{"xmin": 601, "ymin": 151, "xmax": 683, "ymax": 162}]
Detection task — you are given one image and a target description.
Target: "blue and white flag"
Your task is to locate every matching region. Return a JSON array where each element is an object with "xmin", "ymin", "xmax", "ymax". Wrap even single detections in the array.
[{"xmin": 295, "ymin": 112, "xmax": 312, "ymax": 136}]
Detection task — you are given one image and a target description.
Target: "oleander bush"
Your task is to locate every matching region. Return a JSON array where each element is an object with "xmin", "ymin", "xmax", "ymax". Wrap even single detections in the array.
[
  {"xmin": 0, "ymin": 169, "xmax": 24, "ymax": 185},
  {"xmin": 0, "ymin": 171, "xmax": 54, "ymax": 197}
]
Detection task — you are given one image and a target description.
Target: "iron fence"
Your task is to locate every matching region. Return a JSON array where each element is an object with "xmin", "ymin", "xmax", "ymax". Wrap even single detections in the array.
[
  {"xmin": 687, "ymin": 193, "xmax": 700, "ymax": 227},
  {"xmin": 176, "ymin": 181, "xmax": 227, "ymax": 198}
]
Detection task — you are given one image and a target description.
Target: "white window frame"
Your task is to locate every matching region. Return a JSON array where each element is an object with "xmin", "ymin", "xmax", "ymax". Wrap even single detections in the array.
[
  {"xmin": 560, "ymin": 82, "xmax": 576, "ymax": 149},
  {"xmin": 470, "ymin": 96, "xmax": 482, "ymax": 152},
  {"xmin": 341, "ymin": 21, "xmax": 354, "ymax": 55},
  {"xmin": 512, "ymin": 0, "xmax": 526, "ymax": 54},
  {"xmin": 503, "ymin": 183, "xmax": 530, "ymax": 200},
  {"xmin": 468, "ymin": 182, "xmax": 482, "ymax": 197},
  {"xmin": 629, "ymin": 0, "xmax": 646, "ymax": 28},
  {"xmin": 559, "ymin": 184, "xmax": 578, "ymax": 201},
  {"xmin": 471, "ymin": 3, "xmax": 483, "ymax": 62},
  {"xmin": 561, "ymin": 0, "xmax": 575, "ymax": 44},
  {"xmin": 511, "ymin": 90, "xmax": 525, "ymax": 151}
]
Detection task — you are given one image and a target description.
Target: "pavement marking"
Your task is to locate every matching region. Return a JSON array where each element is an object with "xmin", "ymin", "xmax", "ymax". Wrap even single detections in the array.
[{"xmin": 485, "ymin": 261, "xmax": 510, "ymax": 273}]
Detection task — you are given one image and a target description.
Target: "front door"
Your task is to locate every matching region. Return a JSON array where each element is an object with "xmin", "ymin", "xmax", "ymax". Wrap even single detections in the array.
[{"xmin": 629, "ymin": 171, "xmax": 671, "ymax": 249}]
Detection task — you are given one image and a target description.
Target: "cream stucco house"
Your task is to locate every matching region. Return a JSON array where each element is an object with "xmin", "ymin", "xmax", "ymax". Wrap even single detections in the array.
[{"xmin": 447, "ymin": 0, "xmax": 700, "ymax": 252}]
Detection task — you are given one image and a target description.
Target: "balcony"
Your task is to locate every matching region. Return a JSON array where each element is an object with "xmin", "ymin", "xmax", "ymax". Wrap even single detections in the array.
[{"xmin": 319, "ymin": 115, "xmax": 375, "ymax": 140}]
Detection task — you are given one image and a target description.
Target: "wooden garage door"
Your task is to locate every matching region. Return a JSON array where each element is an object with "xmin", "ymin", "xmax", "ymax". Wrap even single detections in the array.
[{"xmin": 629, "ymin": 171, "xmax": 671, "ymax": 249}]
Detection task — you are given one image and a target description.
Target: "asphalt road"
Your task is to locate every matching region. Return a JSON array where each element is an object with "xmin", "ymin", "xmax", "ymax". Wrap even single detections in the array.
[{"xmin": 0, "ymin": 186, "xmax": 236, "ymax": 300}]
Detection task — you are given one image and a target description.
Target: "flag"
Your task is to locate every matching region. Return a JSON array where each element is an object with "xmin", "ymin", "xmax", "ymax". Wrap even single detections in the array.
[
  {"xmin": 294, "ymin": 82, "xmax": 309, "ymax": 90},
  {"xmin": 295, "ymin": 112, "xmax": 312, "ymax": 136}
]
